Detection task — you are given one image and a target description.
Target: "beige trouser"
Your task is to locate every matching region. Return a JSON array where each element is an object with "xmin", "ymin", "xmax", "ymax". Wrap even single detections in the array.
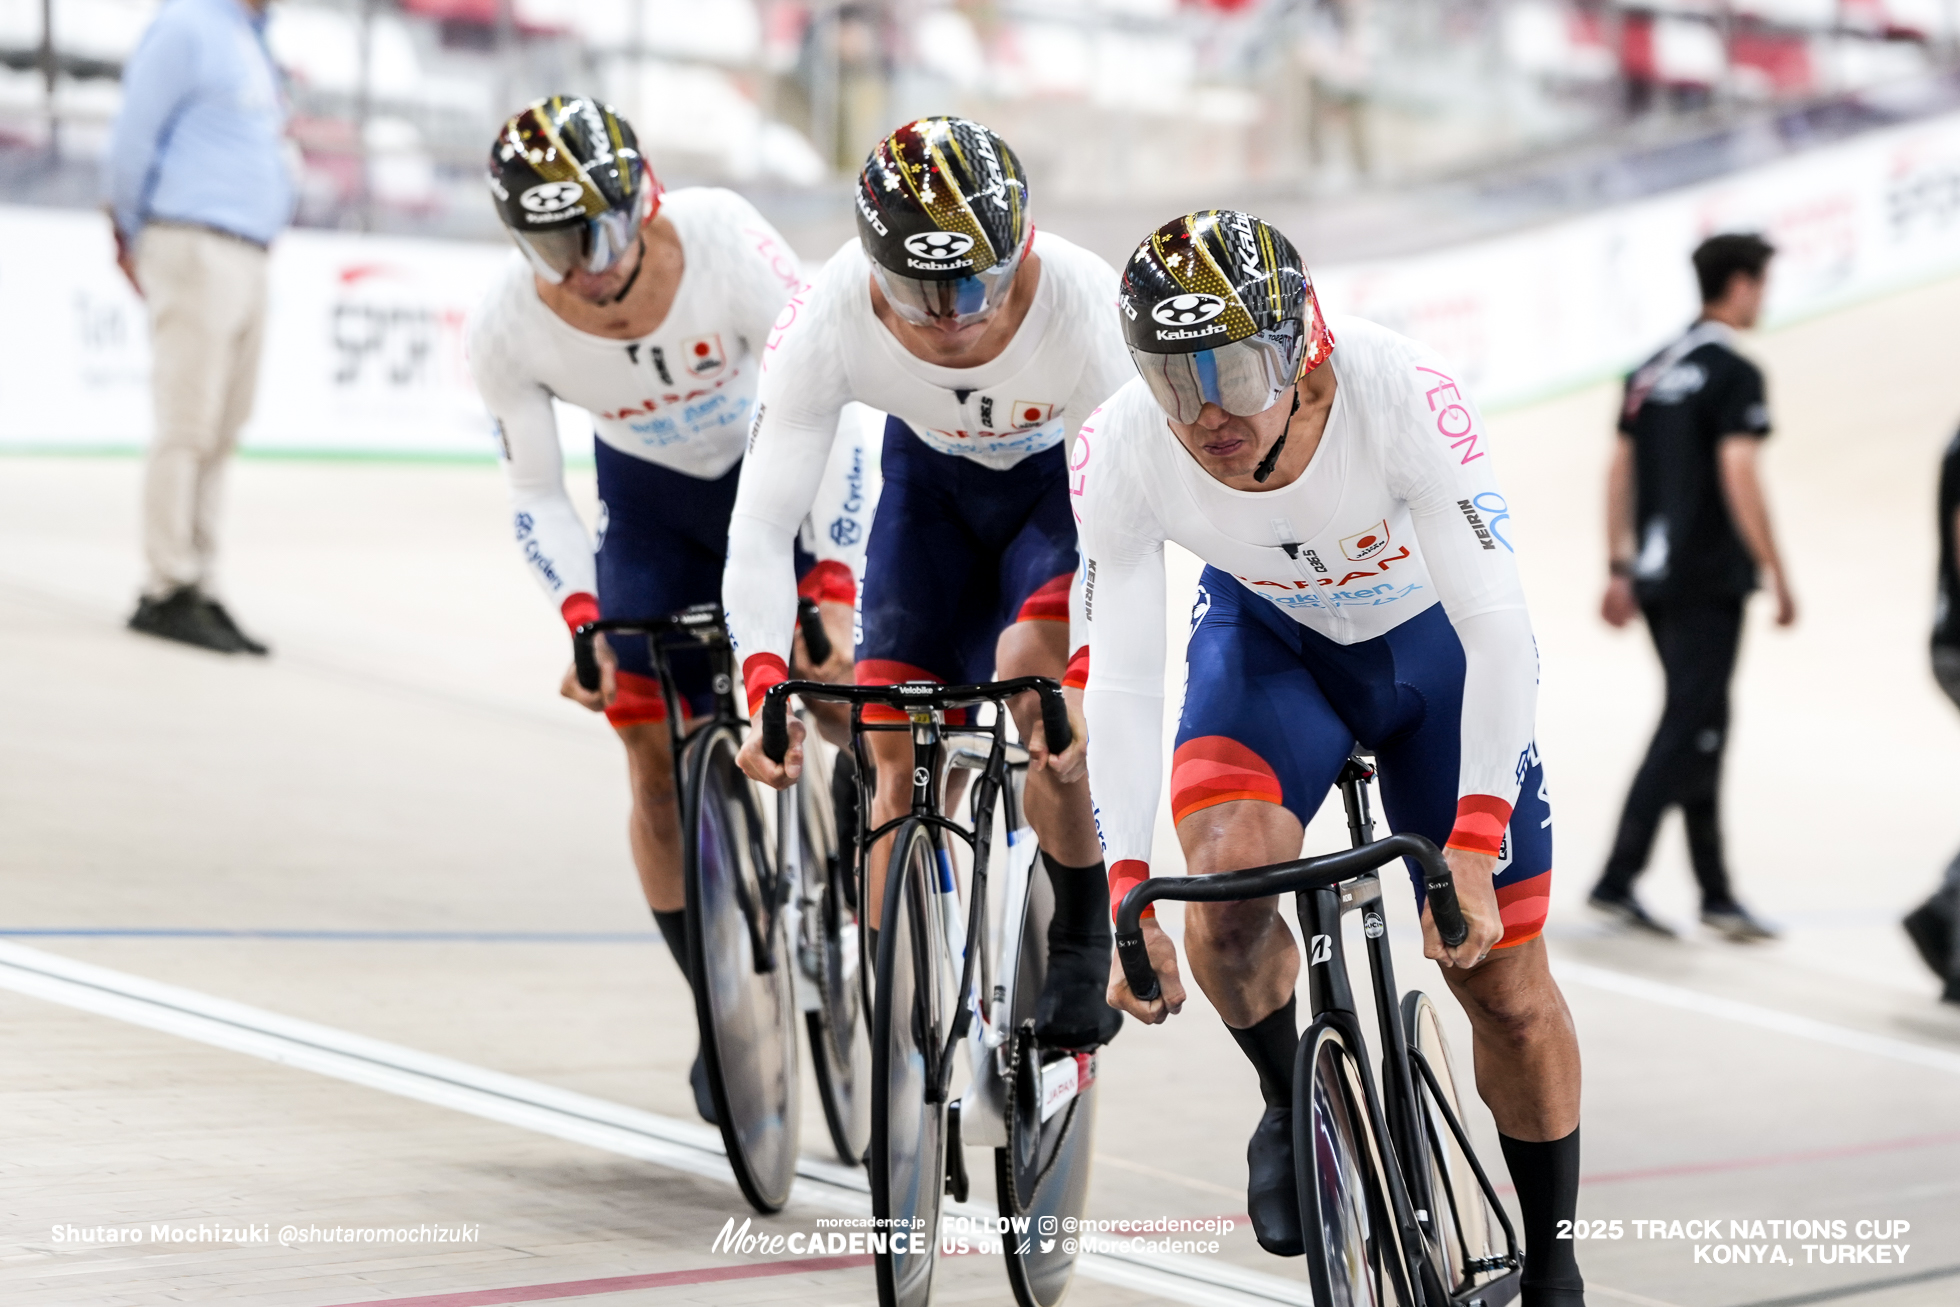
[{"xmin": 137, "ymin": 223, "xmax": 269, "ymax": 598}]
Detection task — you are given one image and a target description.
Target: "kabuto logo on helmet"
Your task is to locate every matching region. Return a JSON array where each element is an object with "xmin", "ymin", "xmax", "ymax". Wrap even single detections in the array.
[
  {"xmin": 520, "ymin": 181, "xmax": 586, "ymax": 215},
  {"xmin": 1151, "ymin": 294, "xmax": 1227, "ymax": 328},
  {"xmin": 903, "ymin": 231, "xmax": 976, "ymax": 262}
]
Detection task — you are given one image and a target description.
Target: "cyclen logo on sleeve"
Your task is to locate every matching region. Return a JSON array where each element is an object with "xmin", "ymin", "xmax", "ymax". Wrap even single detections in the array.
[
  {"xmin": 519, "ymin": 181, "xmax": 586, "ymax": 216},
  {"xmin": 1151, "ymin": 294, "xmax": 1226, "ymax": 328},
  {"xmin": 1340, "ymin": 521, "xmax": 1391, "ymax": 563},
  {"xmin": 903, "ymin": 231, "xmax": 975, "ymax": 261}
]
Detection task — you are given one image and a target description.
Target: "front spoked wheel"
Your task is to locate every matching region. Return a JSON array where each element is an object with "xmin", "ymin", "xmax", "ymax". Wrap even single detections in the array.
[
  {"xmin": 997, "ymin": 855, "xmax": 1097, "ymax": 1307},
  {"xmin": 803, "ymin": 742, "xmax": 870, "ymax": 1164},
  {"xmin": 870, "ymin": 821, "xmax": 952, "ymax": 1307},
  {"xmin": 686, "ymin": 724, "xmax": 800, "ymax": 1214},
  {"xmin": 1403, "ymin": 991, "xmax": 1516, "ymax": 1305},
  {"xmin": 1297, "ymin": 1020, "xmax": 1417, "ymax": 1307}
]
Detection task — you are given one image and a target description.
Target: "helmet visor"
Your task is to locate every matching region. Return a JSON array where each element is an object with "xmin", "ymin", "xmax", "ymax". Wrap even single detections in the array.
[
  {"xmin": 870, "ymin": 237, "xmax": 1027, "ymax": 328},
  {"xmin": 1129, "ymin": 331, "xmax": 1300, "ymax": 424},
  {"xmin": 511, "ymin": 204, "xmax": 643, "ymax": 284}
]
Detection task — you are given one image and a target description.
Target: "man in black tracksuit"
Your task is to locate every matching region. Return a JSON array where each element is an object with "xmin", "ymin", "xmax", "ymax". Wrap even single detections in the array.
[
  {"xmin": 1902, "ymin": 428, "xmax": 1960, "ymax": 1002},
  {"xmin": 1591, "ymin": 234, "xmax": 1794, "ymax": 940}
]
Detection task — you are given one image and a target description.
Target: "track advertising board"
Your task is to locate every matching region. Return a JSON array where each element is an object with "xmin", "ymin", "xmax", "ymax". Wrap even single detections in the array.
[{"xmin": 4, "ymin": 107, "xmax": 1959, "ymax": 455}]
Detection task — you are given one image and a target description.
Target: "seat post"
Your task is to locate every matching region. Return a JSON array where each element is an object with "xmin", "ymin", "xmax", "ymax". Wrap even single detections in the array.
[{"xmin": 1337, "ymin": 751, "xmax": 1378, "ymax": 850}]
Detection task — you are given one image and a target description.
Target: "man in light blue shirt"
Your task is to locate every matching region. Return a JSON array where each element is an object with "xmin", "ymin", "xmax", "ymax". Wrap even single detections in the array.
[{"xmin": 104, "ymin": 0, "xmax": 293, "ymax": 654}]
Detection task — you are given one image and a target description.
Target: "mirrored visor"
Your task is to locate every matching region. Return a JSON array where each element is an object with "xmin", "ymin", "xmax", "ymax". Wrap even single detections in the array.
[
  {"xmin": 1129, "ymin": 332, "xmax": 1300, "ymax": 424},
  {"xmin": 511, "ymin": 205, "xmax": 643, "ymax": 284},
  {"xmin": 870, "ymin": 240, "xmax": 1026, "ymax": 328}
]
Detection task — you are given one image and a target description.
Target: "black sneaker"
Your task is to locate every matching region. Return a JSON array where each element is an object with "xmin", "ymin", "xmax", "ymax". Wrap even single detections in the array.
[
  {"xmin": 128, "ymin": 587, "xmax": 238, "ymax": 653},
  {"xmin": 689, "ymin": 1051, "xmax": 719, "ymax": 1125},
  {"xmin": 201, "ymin": 597, "xmax": 268, "ymax": 655},
  {"xmin": 1247, "ymin": 1104, "xmax": 1303, "ymax": 1256},
  {"xmin": 1701, "ymin": 901, "xmax": 1778, "ymax": 942},
  {"xmin": 1902, "ymin": 900, "xmax": 1954, "ymax": 980},
  {"xmin": 1033, "ymin": 931, "xmax": 1123, "ymax": 1050},
  {"xmin": 1588, "ymin": 888, "xmax": 1677, "ymax": 937}
]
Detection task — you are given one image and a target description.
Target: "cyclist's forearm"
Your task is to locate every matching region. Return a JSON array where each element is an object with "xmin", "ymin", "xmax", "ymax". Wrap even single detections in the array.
[
  {"xmin": 725, "ymin": 511, "xmax": 805, "ymax": 713},
  {"xmin": 1447, "ymin": 606, "xmax": 1538, "ymax": 856}
]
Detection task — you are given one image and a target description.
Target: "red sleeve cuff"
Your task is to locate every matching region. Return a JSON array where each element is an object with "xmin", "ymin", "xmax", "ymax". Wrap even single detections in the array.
[
  {"xmin": 1445, "ymin": 794, "xmax": 1512, "ymax": 858},
  {"xmin": 796, "ymin": 559, "xmax": 857, "ymax": 608},
  {"xmin": 1109, "ymin": 858, "xmax": 1154, "ymax": 921},
  {"xmin": 742, "ymin": 653, "xmax": 789, "ymax": 717},
  {"xmin": 1062, "ymin": 645, "xmax": 1090, "ymax": 690},
  {"xmin": 560, "ymin": 592, "xmax": 600, "ymax": 633}
]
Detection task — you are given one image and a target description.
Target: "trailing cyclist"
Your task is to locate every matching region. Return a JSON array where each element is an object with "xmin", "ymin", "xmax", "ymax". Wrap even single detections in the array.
[
  {"xmin": 1079, "ymin": 211, "xmax": 1586, "ymax": 1306},
  {"xmin": 466, "ymin": 96, "xmax": 871, "ymax": 1124},
  {"xmin": 727, "ymin": 116, "xmax": 1130, "ymax": 1052}
]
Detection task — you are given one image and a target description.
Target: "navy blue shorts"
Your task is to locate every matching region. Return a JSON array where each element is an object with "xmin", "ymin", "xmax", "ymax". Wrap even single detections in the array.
[
  {"xmin": 854, "ymin": 417, "xmax": 1077, "ymax": 720},
  {"xmin": 595, "ymin": 440, "xmax": 816, "ymax": 725},
  {"xmin": 1175, "ymin": 567, "xmax": 1553, "ymax": 947}
]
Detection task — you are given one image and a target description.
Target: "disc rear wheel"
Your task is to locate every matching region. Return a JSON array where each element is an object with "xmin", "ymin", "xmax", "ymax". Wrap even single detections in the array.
[
  {"xmin": 686, "ymin": 725, "xmax": 800, "ymax": 1214},
  {"xmin": 1403, "ymin": 991, "xmax": 1505, "ymax": 1302}
]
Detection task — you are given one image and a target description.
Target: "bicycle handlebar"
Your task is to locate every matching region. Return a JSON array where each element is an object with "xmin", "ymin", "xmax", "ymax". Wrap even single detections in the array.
[
  {"xmin": 1113, "ymin": 833, "xmax": 1467, "ymax": 1003},
  {"xmin": 572, "ymin": 606, "xmax": 726, "ymax": 692},
  {"xmin": 796, "ymin": 598, "xmax": 834, "ymax": 667},
  {"xmin": 760, "ymin": 676, "xmax": 1072, "ymax": 765}
]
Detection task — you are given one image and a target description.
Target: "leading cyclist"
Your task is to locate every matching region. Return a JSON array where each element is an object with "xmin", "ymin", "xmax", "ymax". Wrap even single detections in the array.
[
  {"xmin": 1080, "ymin": 211, "xmax": 1584, "ymax": 1306},
  {"xmin": 466, "ymin": 97, "xmax": 871, "ymax": 1122},
  {"xmin": 726, "ymin": 116, "xmax": 1131, "ymax": 1051}
]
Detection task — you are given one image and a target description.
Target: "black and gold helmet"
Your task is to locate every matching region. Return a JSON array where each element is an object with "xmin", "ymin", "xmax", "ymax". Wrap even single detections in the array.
[
  {"xmin": 855, "ymin": 117, "xmax": 1031, "ymax": 326},
  {"xmin": 1119, "ymin": 210, "xmax": 1333, "ymax": 423},
  {"xmin": 488, "ymin": 96, "xmax": 662, "ymax": 283}
]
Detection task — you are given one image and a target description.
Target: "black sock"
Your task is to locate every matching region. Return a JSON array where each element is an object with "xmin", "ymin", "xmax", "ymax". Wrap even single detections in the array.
[
  {"xmin": 652, "ymin": 908, "xmax": 692, "ymax": 989},
  {"xmin": 1500, "ymin": 1128, "xmax": 1586, "ymax": 1307},
  {"xmin": 1041, "ymin": 852, "xmax": 1110, "ymax": 938},
  {"xmin": 1227, "ymin": 996, "xmax": 1298, "ymax": 1107}
]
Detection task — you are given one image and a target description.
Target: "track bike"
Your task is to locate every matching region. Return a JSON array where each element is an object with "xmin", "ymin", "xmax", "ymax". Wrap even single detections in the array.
[
  {"xmin": 1114, "ymin": 752, "xmax": 1523, "ymax": 1307},
  {"xmin": 573, "ymin": 600, "xmax": 870, "ymax": 1212},
  {"xmin": 761, "ymin": 676, "xmax": 1099, "ymax": 1307}
]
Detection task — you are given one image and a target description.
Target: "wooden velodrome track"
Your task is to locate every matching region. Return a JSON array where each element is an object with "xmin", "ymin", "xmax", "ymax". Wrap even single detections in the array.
[{"xmin": 4, "ymin": 273, "xmax": 1959, "ymax": 1307}]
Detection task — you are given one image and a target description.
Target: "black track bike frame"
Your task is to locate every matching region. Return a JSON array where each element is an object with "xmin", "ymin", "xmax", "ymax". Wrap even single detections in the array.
[
  {"xmin": 761, "ymin": 677, "xmax": 1071, "ymax": 1106},
  {"xmin": 573, "ymin": 604, "xmax": 784, "ymax": 971},
  {"xmin": 1113, "ymin": 759, "xmax": 1521, "ymax": 1307}
]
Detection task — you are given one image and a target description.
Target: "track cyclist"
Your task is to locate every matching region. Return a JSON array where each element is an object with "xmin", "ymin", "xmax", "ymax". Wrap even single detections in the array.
[
  {"xmin": 727, "ymin": 116, "xmax": 1129, "ymax": 1051},
  {"xmin": 467, "ymin": 97, "xmax": 870, "ymax": 1123},
  {"xmin": 1079, "ymin": 211, "xmax": 1586, "ymax": 1306}
]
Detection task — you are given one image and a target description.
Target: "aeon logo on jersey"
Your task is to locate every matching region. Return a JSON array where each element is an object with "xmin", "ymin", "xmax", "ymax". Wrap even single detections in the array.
[
  {"xmin": 904, "ymin": 231, "xmax": 975, "ymax": 261},
  {"xmin": 1341, "ymin": 521, "xmax": 1391, "ymax": 562},
  {"xmin": 1151, "ymin": 294, "xmax": 1226, "ymax": 328},
  {"xmin": 519, "ymin": 181, "xmax": 585, "ymax": 215}
]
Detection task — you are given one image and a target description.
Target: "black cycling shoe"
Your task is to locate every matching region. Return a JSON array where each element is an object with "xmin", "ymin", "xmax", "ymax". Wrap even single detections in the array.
[
  {"xmin": 1033, "ymin": 931, "xmax": 1123, "ymax": 1050},
  {"xmin": 689, "ymin": 1051, "xmax": 719, "ymax": 1125},
  {"xmin": 1248, "ymin": 1103, "xmax": 1304, "ymax": 1256}
]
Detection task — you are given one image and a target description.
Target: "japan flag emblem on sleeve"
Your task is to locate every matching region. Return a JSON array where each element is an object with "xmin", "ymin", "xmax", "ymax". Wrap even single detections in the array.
[
  {"xmin": 1011, "ymin": 401, "xmax": 1055, "ymax": 429},
  {"xmin": 681, "ymin": 334, "xmax": 727, "ymax": 378}
]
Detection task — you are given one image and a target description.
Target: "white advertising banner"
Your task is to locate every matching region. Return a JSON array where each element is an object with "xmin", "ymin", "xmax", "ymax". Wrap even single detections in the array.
[{"xmin": 4, "ymin": 108, "xmax": 1959, "ymax": 455}]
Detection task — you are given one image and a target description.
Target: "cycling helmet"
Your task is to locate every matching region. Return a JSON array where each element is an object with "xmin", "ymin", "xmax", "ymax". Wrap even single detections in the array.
[
  {"xmin": 855, "ymin": 116, "xmax": 1031, "ymax": 327},
  {"xmin": 488, "ymin": 96, "xmax": 662, "ymax": 283},
  {"xmin": 1120, "ymin": 210, "xmax": 1333, "ymax": 425}
]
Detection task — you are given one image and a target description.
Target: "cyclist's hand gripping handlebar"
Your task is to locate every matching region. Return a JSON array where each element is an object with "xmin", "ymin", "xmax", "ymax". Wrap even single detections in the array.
[
  {"xmin": 1111, "ymin": 832, "xmax": 1469, "ymax": 1005},
  {"xmin": 573, "ymin": 624, "xmax": 601, "ymax": 692},
  {"xmin": 1037, "ymin": 685, "xmax": 1073, "ymax": 756}
]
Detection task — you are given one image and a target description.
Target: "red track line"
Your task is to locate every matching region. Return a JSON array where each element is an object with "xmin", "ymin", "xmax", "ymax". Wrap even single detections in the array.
[{"xmin": 315, "ymin": 1253, "xmax": 877, "ymax": 1307}]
